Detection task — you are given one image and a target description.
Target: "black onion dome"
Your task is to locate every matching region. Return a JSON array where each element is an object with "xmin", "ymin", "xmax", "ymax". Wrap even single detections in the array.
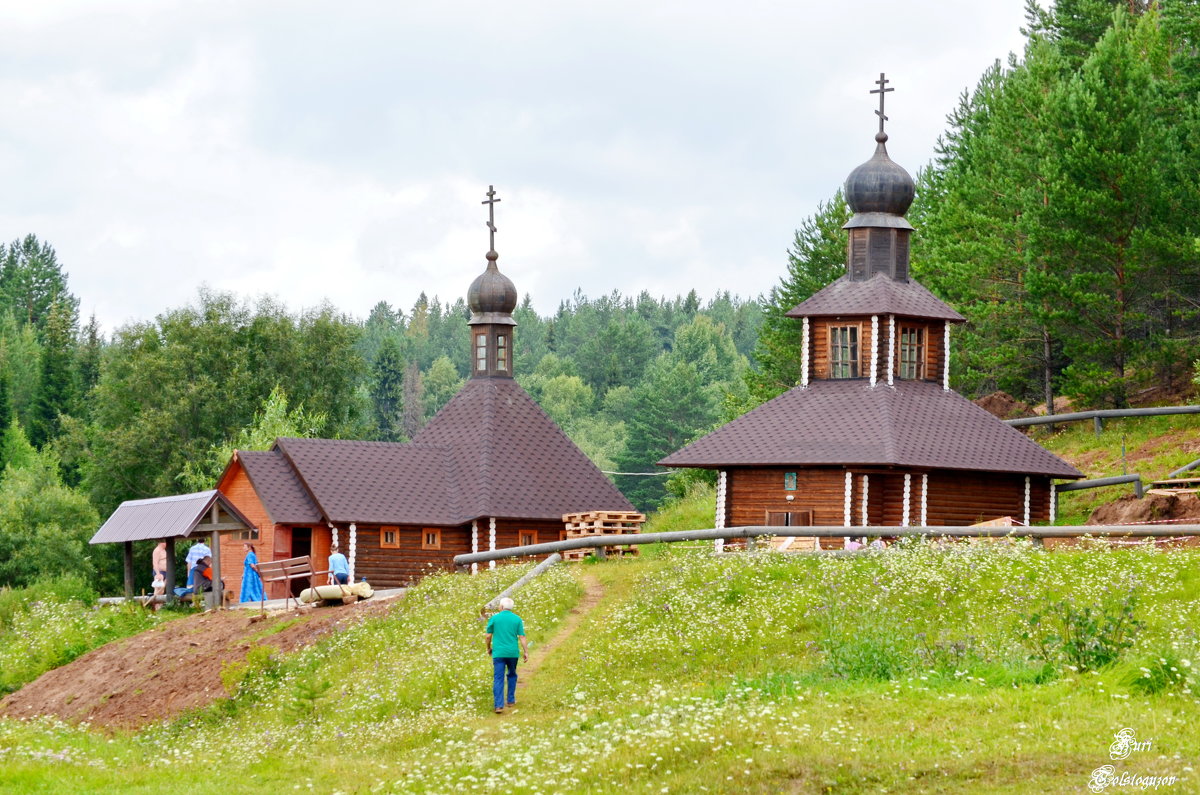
[
  {"xmin": 844, "ymin": 132, "xmax": 915, "ymax": 216},
  {"xmin": 467, "ymin": 250, "xmax": 518, "ymax": 325}
]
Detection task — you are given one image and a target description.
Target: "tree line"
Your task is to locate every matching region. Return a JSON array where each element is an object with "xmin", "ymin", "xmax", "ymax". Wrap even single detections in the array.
[{"xmin": 4, "ymin": 0, "xmax": 1200, "ymax": 592}]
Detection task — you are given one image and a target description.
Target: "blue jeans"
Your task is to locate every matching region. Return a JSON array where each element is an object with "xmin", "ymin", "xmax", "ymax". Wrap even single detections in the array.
[
  {"xmin": 332, "ymin": 573, "xmax": 349, "ymax": 584},
  {"xmin": 493, "ymin": 657, "xmax": 518, "ymax": 709}
]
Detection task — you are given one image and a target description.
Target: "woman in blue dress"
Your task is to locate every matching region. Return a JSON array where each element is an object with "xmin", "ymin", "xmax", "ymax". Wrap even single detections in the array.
[{"xmin": 239, "ymin": 543, "xmax": 264, "ymax": 603}]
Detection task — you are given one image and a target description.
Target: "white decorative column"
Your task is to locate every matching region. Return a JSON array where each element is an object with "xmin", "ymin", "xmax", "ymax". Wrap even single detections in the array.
[
  {"xmin": 800, "ymin": 318, "xmax": 810, "ymax": 387},
  {"xmin": 943, "ymin": 321, "xmax": 951, "ymax": 391},
  {"xmin": 860, "ymin": 474, "xmax": 869, "ymax": 526},
  {"xmin": 887, "ymin": 315, "xmax": 895, "ymax": 387},
  {"xmin": 348, "ymin": 522, "xmax": 357, "ymax": 583},
  {"xmin": 869, "ymin": 315, "xmax": 879, "ymax": 387},
  {"xmin": 471, "ymin": 520, "xmax": 479, "ymax": 575},
  {"xmin": 714, "ymin": 470, "xmax": 727, "ymax": 553},
  {"xmin": 1023, "ymin": 476, "xmax": 1031, "ymax": 526},
  {"xmin": 1049, "ymin": 484, "xmax": 1057, "ymax": 524},
  {"xmin": 488, "ymin": 517, "xmax": 496, "ymax": 570},
  {"xmin": 844, "ymin": 470, "xmax": 854, "ymax": 545},
  {"xmin": 921, "ymin": 474, "xmax": 929, "ymax": 526},
  {"xmin": 330, "ymin": 524, "xmax": 339, "ymax": 550},
  {"xmin": 901, "ymin": 473, "xmax": 911, "ymax": 527}
]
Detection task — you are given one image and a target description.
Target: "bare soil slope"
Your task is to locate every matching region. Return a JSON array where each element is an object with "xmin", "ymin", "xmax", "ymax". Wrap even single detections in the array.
[
  {"xmin": 1087, "ymin": 492, "xmax": 1200, "ymax": 526},
  {"xmin": 0, "ymin": 598, "xmax": 399, "ymax": 731}
]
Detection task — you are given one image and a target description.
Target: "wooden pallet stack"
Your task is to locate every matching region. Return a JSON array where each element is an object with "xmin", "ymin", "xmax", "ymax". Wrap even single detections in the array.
[{"xmin": 561, "ymin": 511, "xmax": 646, "ymax": 561}]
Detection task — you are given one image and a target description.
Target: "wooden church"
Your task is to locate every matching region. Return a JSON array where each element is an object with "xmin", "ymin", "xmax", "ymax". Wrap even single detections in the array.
[
  {"xmin": 217, "ymin": 190, "xmax": 634, "ymax": 595},
  {"xmin": 659, "ymin": 78, "xmax": 1082, "ymax": 543}
]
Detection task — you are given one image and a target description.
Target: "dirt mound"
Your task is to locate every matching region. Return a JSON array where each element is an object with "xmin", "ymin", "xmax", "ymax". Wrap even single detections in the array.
[
  {"xmin": 0, "ymin": 597, "xmax": 399, "ymax": 731},
  {"xmin": 975, "ymin": 391, "xmax": 1032, "ymax": 420},
  {"xmin": 1087, "ymin": 493, "xmax": 1200, "ymax": 525}
]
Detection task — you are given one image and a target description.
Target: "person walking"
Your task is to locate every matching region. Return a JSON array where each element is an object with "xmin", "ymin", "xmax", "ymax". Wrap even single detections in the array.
[
  {"xmin": 486, "ymin": 597, "xmax": 528, "ymax": 714},
  {"xmin": 239, "ymin": 543, "xmax": 264, "ymax": 603}
]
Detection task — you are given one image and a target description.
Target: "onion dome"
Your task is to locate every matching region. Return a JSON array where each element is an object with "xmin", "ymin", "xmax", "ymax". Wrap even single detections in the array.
[
  {"xmin": 844, "ymin": 131, "xmax": 915, "ymax": 217},
  {"xmin": 467, "ymin": 250, "xmax": 517, "ymax": 325}
]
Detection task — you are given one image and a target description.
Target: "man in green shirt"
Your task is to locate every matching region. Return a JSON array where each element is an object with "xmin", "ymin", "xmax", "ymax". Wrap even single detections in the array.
[{"xmin": 486, "ymin": 597, "xmax": 528, "ymax": 713}]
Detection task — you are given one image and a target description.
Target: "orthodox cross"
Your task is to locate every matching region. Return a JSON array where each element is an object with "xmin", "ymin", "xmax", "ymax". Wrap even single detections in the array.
[
  {"xmin": 482, "ymin": 185, "xmax": 501, "ymax": 251},
  {"xmin": 871, "ymin": 72, "xmax": 893, "ymax": 135}
]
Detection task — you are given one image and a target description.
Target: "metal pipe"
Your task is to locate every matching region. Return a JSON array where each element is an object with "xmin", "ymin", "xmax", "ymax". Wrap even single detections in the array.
[
  {"xmin": 1006, "ymin": 405, "xmax": 1200, "ymax": 428},
  {"xmin": 1168, "ymin": 458, "xmax": 1200, "ymax": 478},
  {"xmin": 1055, "ymin": 474, "xmax": 1142, "ymax": 494},
  {"xmin": 453, "ymin": 524, "xmax": 1200, "ymax": 566},
  {"xmin": 482, "ymin": 553, "xmax": 562, "ymax": 611}
]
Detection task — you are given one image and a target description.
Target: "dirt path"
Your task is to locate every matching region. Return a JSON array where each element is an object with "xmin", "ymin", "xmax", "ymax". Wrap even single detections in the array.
[{"xmin": 515, "ymin": 573, "xmax": 604, "ymax": 695}]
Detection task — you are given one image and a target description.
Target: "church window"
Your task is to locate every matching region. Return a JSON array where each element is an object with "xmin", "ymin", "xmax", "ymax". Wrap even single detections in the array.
[
  {"xmin": 898, "ymin": 327, "xmax": 925, "ymax": 380},
  {"xmin": 497, "ymin": 334, "xmax": 508, "ymax": 371},
  {"xmin": 519, "ymin": 530, "xmax": 537, "ymax": 546},
  {"xmin": 829, "ymin": 325, "xmax": 859, "ymax": 378},
  {"xmin": 381, "ymin": 526, "xmax": 399, "ymax": 548},
  {"xmin": 784, "ymin": 472, "xmax": 797, "ymax": 491},
  {"xmin": 422, "ymin": 528, "xmax": 442, "ymax": 550},
  {"xmin": 475, "ymin": 333, "xmax": 487, "ymax": 373}
]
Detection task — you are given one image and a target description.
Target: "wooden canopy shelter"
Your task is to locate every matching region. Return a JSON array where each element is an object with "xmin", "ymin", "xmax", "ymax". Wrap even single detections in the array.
[{"xmin": 89, "ymin": 490, "xmax": 256, "ymax": 606}]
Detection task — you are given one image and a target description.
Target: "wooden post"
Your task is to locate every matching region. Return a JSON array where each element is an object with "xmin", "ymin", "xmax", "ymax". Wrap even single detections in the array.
[
  {"xmin": 164, "ymin": 537, "xmax": 176, "ymax": 605},
  {"xmin": 210, "ymin": 530, "xmax": 222, "ymax": 610},
  {"xmin": 123, "ymin": 541, "xmax": 135, "ymax": 599}
]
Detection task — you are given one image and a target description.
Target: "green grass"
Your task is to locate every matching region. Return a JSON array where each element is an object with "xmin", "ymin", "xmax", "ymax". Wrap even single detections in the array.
[
  {"xmin": 2, "ymin": 546, "xmax": 1198, "ymax": 793},
  {"xmin": 0, "ymin": 577, "xmax": 183, "ymax": 696},
  {"xmin": 1033, "ymin": 413, "xmax": 1200, "ymax": 524}
]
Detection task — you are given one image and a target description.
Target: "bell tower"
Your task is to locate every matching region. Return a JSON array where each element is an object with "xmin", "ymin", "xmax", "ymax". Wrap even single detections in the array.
[{"xmin": 466, "ymin": 186, "xmax": 518, "ymax": 379}]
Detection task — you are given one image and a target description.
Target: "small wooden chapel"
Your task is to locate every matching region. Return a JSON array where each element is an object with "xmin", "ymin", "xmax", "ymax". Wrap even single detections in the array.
[
  {"xmin": 659, "ymin": 76, "xmax": 1082, "ymax": 544},
  {"xmin": 216, "ymin": 188, "xmax": 634, "ymax": 595}
]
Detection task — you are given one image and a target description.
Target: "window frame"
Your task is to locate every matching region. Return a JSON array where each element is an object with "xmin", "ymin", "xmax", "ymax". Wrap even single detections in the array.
[
  {"xmin": 897, "ymin": 325, "xmax": 926, "ymax": 380},
  {"xmin": 475, "ymin": 332, "xmax": 488, "ymax": 373},
  {"xmin": 381, "ymin": 526, "xmax": 400, "ymax": 549},
  {"xmin": 421, "ymin": 528, "xmax": 442, "ymax": 550},
  {"xmin": 828, "ymin": 323, "xmax": 861, "ymax": 379},
  {"xmin": 518, "ymin": 529, "xmax": 538, "ymax": 547},
  {"xmin": 496, "ymin": 334, "xmax": 508, "ymax": 372}
]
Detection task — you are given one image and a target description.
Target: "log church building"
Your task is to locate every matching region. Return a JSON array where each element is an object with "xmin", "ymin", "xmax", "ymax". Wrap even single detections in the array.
[
  {"xmin": 216, "ymin": 191, "xmax": 634, "ymax": 595},
  {"xmin": 659, "ymin": 76, "xmax": 1082, "ymax": 544}
]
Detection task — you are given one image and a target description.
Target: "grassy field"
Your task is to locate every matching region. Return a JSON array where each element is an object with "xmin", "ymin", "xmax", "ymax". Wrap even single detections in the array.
[{"xmin": 2, "ymin": 544, "xmax": 1197, "ymax": 793}]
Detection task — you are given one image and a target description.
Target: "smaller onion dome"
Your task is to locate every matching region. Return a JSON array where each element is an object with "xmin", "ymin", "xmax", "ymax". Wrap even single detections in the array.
[
  {"xmin": 467, "ymin": 250, "xmax": 518, "ymax": 325},
  {"xmin": 844, "ymin": 132, "xmax": 915, "ymax": 216}
]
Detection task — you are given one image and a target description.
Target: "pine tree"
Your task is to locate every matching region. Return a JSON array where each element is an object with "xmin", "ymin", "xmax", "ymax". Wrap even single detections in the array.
[
  {"xmin": 370, "ymin": 334, "xmax": 407, "ymax": 441},
  {"xmin": 0, "ymin": 235, "xmax": 78, "ymax": 337},
  {"xmin": 30, "ymin": 299, "xmax": 77, "ymax": 448}
]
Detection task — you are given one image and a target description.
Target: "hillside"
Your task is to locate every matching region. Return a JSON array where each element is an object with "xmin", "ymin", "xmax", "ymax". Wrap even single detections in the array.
[{"xmin": 2, "ymin": 546, "xmax": 1198, "ymax": 793}]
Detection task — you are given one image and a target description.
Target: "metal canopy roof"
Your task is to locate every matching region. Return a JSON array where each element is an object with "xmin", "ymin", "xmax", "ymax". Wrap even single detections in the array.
[{"xmin": 89, "ymin": 490, "xmax": 256, "ymax": 545}]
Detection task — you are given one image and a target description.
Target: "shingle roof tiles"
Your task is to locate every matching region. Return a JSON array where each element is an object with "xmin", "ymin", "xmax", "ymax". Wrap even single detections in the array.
[
  {"xmin": 659, "ymin": 379, "xmax": 1082, "ymax": 478},
  {"xmin": 238, "ymin": 450, "xmax": 323, "ymax": 524},
  {"xmin": 786, "ymin": 274, "xmax": 966, "ymax": 321}
]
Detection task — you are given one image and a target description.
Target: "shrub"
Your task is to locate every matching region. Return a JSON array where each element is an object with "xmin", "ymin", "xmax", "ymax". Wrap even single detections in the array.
[
  {"xmin": 1127, "ymin": 651, "xmax": 1194, "ymax": 696},
  {"xmin": 1020, "ymin": 594, "xmax": 1142, "ymax": 672}
]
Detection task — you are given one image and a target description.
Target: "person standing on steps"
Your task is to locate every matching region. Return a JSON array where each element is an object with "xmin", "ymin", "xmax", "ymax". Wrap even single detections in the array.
[{"xmin": 486, "ymin": 596, "xmax": 528, "ymax": 714}]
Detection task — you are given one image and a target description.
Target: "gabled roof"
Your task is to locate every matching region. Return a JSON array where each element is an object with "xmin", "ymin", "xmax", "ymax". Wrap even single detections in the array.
[
  {"xmin": 659, "ymin": 380, "xmax": 1082, "ymax": 478},
  {"xmin": 413, "ymin": 377, "xmax": 635, "ymax": 521},
  {"xmin": 90, "ymin": 490, "xmax": 256, "ymax": 545},
  {"xmin": 273, "ymin": 438, "xmax": 463, "ymax": 525},
  {"xmin": 237, "ymin": 450, "xmax": 324, "ymax": 525},
  {"xmin": 786, "ymin": 273, "xmax": 965, "ymax": 322}
]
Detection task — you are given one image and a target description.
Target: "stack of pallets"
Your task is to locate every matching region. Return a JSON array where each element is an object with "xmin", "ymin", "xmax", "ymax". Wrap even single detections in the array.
[{"xmin": 561, "ymin": 511, "xmax": 646, "ymax": 561}]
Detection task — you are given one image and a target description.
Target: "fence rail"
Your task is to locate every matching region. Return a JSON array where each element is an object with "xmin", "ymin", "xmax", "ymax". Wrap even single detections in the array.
[
  {"xmin": 454, "ymin": 524, "xmax": 1200, "ymax": 566},
  {"xmin": 1005, "ymin": 404, "xmax": 1200, "ymax": 434}
]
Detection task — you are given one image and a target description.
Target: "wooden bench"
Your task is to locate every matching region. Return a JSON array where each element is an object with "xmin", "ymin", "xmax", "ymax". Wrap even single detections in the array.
[{"xmin": 256, "ymin": 555, "xmax": 327, "ymax": 611}]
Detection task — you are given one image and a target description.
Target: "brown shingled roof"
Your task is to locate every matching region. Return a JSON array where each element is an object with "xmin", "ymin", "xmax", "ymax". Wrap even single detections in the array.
[
  {"xmin": 413, "ymin": 377, "xmax": 635, "ymax": 520},
  {"xmin": 786, "ymin": 273, "xmax": 965, "ymax": 322},
  {"xmin": 273, "ymin": 439, "xmax": 463, "ymax": 525},
  {"xmin": 659, "ymin": 379, "xmax": 1082, "ymax": 478},
  {"xmin": 238, "ymin": 450, "xmax": 323, "ymax": 525}
]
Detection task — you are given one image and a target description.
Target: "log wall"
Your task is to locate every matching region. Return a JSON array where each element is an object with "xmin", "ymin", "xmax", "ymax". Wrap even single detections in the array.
[
  {"xmin": 808, "ymin": 317, "xmax": 945, "ymax": 384},
  {"xmin": 728, "ymin": 466, "xmax": 1054, "ymax": 545}
]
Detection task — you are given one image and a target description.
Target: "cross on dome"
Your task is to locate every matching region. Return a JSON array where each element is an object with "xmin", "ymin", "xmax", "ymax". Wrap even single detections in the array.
[
  {"xmin": 870, "ymin": 72, "xmax": 893, "ymax": 137},
  {"xmin": 482, "ymin": 185, "xmax": 501, "ymax": 252}
]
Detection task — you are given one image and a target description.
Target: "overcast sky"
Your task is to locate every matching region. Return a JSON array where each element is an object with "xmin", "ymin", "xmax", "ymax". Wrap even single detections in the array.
[{"xmin": 0, "ymin": 1, "xmax": 1031, "ymax": 332}]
